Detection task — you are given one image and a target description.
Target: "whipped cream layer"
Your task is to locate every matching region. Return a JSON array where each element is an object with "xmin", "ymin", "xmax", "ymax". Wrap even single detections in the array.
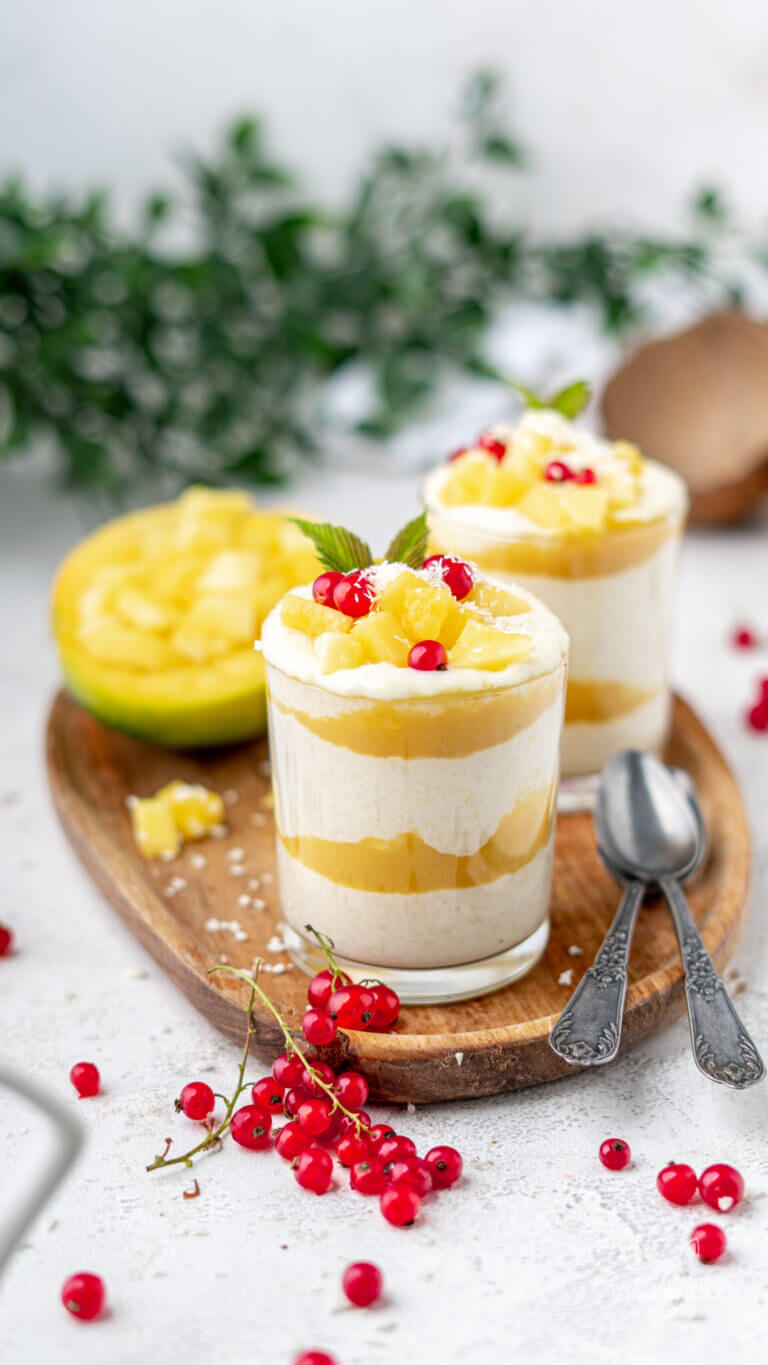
[
  {"xmin": 260, "ymin": 564, "xmax": 567, "ymax": 699},
  {"xmin": 276, "ymin": 841, "xmax": 554, "ymax": 969}
]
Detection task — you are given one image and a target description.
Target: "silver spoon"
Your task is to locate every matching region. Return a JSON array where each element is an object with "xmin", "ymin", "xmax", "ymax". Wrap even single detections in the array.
[
  {"xmin": 597, "ymin": 751, "xmax": 763, "ymax": 1089},
  {"xmin": 549, "ymin": 756, "xmax": 703, "ymax": 1067}
]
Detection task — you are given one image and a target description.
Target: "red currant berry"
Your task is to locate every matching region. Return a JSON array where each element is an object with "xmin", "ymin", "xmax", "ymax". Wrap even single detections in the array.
[
  {"xmin": 176, "ymin": 1081, "xmax": 215, "ymax": 1120},
  {"xmin": 61, "ymin": 1272, "xmax": 105, "ymax": 1321},
  {"xmin": 307, "ymin": 968, "xmax": 350, "ymax": 1009},
  {"xmin": 298, "ymin": 1098, "xmax": 334, "ymax": 1136},
  {"xmin": 544, "ymin": 459, "xmax": 574, "ymax": 483},
  {"xmin": 478, "ymin": 434, "xmax": 506, "ymax": 460},
  {"xmin": 747, "ymin": 703, "xmax": 768, "ymax": 733},
  {"xmin": 284, "ymin": 1086, "xmax": 311, "ymax": 1117},
  {"xmin": 732, "ymin": 626, "xmax": 756, "ymax": 649},
  {"xmin": 70, "ymin": 1062, "xmax": 100, "ymax": 1099},
  {"xmin": 369, "ymin": 984, "xmax": 400, "ymax": 1028},
  {"xmin": 0, "ymin": 923, "xmax": 14, "ymax": 957},
  {"xmin": 387, "ymin": 1156, "xmax": 433, "ymax": 1197},
  {"xmin": 317, "ymin": 1107, "xmax": 345, "ymax": 1145},
  {"xmin": 367, "ymin": 1123, "xmax": 396, "ymax": 1152},
  {"xmin": 275, "ymin": 1120, "xmax": 310, "ymax": 1162},
  {"xmin": 422, "ymin": 554, "xmax": 474, "ymax": 601},
  {"xmin": 301, "ymin": 1061, "xmax": 336, "ymax": 1096},
  {"xmin": 334, "ymin": 1071, "xmax": 369, "ymax": 1110},
  {"xmin": 251, "ymin": 1077, "xmax": 286, "ymax": 1113},
  {"xmin": 408, "ymin": 640, "xmax": 447, "ymax": 671},
  {"xmin": 699, "ymin": 1163, "xmax": 745, "ymax": 1212},
  {"xmin": 342, "ymin": 1260, "xmax": 383, "ymax": 1308},
  {"xmin": 302, "ymin": 1008, "xmax": 338, "ymax": 1046},
  {"xmin": 337, "ymin": 1132, "xmax": 370, "ymax": 1167},
  {"xmin": 295, "ymin": 1145, "xmax": 333, "ymax": 1194},
  {"xmin": 380, "ymin": 1183, "xmax": 420, "ymax": 1226},
  {"xmin": 574, "ymin": 467, "xmax": 597, "ymax": 485},
  {"xmin": 293, "ymin": 1354, "xmax": 337, "ymax": 1365},
  {"xmin": 378, "ymin": 1135, "xmax": 417, "ymax": 1169},
  {"xmin": 230, "ymin": 1103, "xmax": 272, "ymax": 1150},
  {"xmin": 313, "ymin": 571, "xmax": 345, "ymax": 608},
  {"xmin": 351, "ymin": 1159, "xmax": 386, "ymax": 1195},
  {"xmin": 690, "ymin": 1222, "xmax": 727, "ymax": 1262},
  {"xmin": 425, "ymin": 1144, "xmax": 463, "ymax": 1188},
  {"xmin": 272, "ymin": 1052, "xmax": 305, "ymax": 1088},
  {"xmin": 328, "ymin": 984, "xmax": 374, "ymax": 1029},
  {"xmin": 333, "ymin": 575, "xmax": 374, "ymax": 618},
  {"xmin": 448, "ymin": 446, "xmax": 468, "ymax": 462},
  {"xmin": 656, "ymin": 1163, "xmax": 698, "ymax": 1206},
  {"xmin": 599, "ymin": 1138, "xmax": 630, "ymax": 1171}
]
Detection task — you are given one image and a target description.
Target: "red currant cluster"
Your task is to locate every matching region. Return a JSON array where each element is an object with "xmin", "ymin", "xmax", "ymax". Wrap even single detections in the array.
[
  {"xmin": 448, "ymin": 432, "xmax": 507, "ymax": 462},
  {"xmin": 301, "ymin": 962, "xmax": 399, "ymax": 1048},
  {"xmin": 313, "ymin": 568, "xmax": 375, "ymax": 620},
  {"xmin": 544, "ymin": 459, "xmax": 596, "ymax": 485},
  {"xmin": 600, "ymin": 1139, "xmax": 744, "ymax": 1264}
]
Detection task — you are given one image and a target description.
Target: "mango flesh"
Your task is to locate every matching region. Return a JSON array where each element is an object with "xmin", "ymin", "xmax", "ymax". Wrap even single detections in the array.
[
  {"xmin": 130, "ymin": 780, "xmax": 224, "ymax": 858},
  {"xmin": 52, "ymin": 487, "xmax": 320, "ymax": 747}
]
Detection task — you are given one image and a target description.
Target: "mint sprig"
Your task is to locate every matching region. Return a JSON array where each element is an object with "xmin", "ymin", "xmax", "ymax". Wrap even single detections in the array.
[
  {"xmin": 473, "ymin": 364, "xmax": 591, "ymax": 419},
  {"xmin": 291, "ymin": 519, "xmax": 374, "ymax": 574},
  {"xmin": 384, "ymin": 511, "xmax": 428, "ymax": 569}
]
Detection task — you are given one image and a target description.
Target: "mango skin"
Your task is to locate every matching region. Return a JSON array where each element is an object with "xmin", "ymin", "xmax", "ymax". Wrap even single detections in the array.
[{"xmin": 51, "ymin": 493, "xmax": 316, "ymax": 749}]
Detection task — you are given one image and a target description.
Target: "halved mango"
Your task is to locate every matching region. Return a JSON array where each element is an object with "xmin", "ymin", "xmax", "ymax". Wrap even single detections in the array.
[{"xmin": 52, "ymin": 487, "xmax": 320, "ymax": 747}]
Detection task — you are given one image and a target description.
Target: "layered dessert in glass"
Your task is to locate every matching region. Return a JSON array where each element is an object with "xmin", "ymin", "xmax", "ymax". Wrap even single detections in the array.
[
  {"xmin": 261, "ymin": 557, "xmax": 567, "ymax": 1002},
  {"xmin": 424, "ymin": 411, "xmax": 688, "ymax": 797}
]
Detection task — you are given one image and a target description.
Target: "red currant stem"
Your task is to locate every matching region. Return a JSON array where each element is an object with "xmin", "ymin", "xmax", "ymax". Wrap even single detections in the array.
[
  {"xmin": 146, "ymin": 982, "xmax": 261, "ymax": 1172},
  {"xmin": 210, "ymin": 963, "xmax": 373, "ymax": 1137},
  {"xmin": 304, "ymin": 923, "xmax": 347, "ymax": 990}
]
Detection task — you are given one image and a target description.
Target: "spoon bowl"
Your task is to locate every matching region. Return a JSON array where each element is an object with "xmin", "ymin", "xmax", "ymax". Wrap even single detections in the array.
[{"xmin": 596, "ymin": 751, "xmax": 702, "ymax": 883}]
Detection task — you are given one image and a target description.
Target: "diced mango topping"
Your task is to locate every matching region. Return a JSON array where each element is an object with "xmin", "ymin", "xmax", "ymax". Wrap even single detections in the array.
[
  {"xmin": 315, "ymin": 633, "xmax": 365, "ymax": 674},
  {"xmin": 450, "ymin": 620, "xmax": 532, "ymax": 671},
  {"xmin": 280, "ymin": 595, "xmax": 354, "ymax": 637},
  {"xmin": 130, "ymin": 780, "xmax": 225, "ymax": 859},
  {"xmin": 351, "ymin": 610, "xmax": 412, "ymax": 667},
  {"xmin": 438, "ymin": 419, "xmax": 646, "ymax": 534}
]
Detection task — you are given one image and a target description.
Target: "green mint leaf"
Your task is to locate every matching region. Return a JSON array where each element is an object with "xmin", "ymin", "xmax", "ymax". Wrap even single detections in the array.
[
  {"xmin": 290, "ymin": 519, "xmax": 374, "ymax": 574},
  {"xmin": 384, "ymin": 510, "xmax": 429, "ymax": 568},
  {"xmin": 549, "ymin": 380, "xmax": 591, "ymax": 419}
]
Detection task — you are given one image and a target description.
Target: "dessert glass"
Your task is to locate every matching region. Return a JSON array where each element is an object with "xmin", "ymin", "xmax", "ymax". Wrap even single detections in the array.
[
  {"xmin": 425, "ymin": 415, "xmax": 688, "ymax": 805},
  {"xmin": 261, "ymin": 570, "xmax": 567, "ymax": 1003}
]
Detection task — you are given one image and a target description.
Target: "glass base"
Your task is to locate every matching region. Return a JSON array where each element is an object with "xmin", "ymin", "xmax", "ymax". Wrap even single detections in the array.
[
  {"xmin": 558, "ymin": 771, "xmax": 600, "ymax": 814},
  {"xmin": 285, "ymin": 919, "xmax": 550, "ymax": 1005}
]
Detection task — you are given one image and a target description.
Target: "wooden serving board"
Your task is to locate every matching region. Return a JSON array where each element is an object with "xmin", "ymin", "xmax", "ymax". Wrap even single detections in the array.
[{"xmin": 46, "ymin": 691, "xmax": 750, "ymax": 1103}]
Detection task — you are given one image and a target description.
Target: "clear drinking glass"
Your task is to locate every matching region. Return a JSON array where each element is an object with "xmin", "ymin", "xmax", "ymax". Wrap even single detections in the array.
[{"xmin": 265, "ymin": 657, "xmax": 566, "ymax": 1003}]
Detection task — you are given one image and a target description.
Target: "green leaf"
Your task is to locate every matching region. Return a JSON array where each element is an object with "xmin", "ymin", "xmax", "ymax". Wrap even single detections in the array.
[
  {"xmin": 479, "ymin": 134, "xmax": 526, "ymax": 167},
  {"xmin": 549, "ymin": 380, "xmax": 591, "ymax": 419},
  {"xmin": 384, "ymin": 510, "xmax": 428, "ymax": 568},
  {"xmin": 290, "ymin": 519, "xmax": 374, "ymax": 573}
]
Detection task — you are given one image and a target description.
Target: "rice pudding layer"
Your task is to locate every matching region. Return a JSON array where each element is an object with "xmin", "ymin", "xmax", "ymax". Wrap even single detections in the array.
[
  {"xmin": 261, "ymin": 566, "xmax": 567, "ymax": 969},
  {"xmin": 425, "ymin": 410, "xmax": 688, "ymax": 777}
]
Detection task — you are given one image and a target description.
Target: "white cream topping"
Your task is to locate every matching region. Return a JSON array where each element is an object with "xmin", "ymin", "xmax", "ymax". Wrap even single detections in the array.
[
  {"xmin": 425, "ymin": 409, "xmax": 688, "ymax": 537},
  {"xmin": 260, "ymin": 563, "xmax": 568, "ymax": 699}
]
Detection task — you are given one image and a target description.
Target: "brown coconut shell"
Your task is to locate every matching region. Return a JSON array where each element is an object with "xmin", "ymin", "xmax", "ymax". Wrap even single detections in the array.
[{"xmin": 601, "ymin": 311, "xmax": 768, "ymax": 524}]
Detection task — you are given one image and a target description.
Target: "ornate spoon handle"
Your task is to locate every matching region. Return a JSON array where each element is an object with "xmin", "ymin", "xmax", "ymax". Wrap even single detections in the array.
[
  {"xmin": 549, "ymin": 880, "xmax": 644, "ymax": 1066},
  {"xmin": 659, "ymin": 875, "xmax": 765, "ymax": 1090}
]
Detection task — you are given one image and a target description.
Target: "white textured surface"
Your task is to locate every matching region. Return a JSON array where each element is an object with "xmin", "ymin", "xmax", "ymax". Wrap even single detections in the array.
[{"xmin": 1, "ymin": 453, "xmax": 768, "ymax": 1365}]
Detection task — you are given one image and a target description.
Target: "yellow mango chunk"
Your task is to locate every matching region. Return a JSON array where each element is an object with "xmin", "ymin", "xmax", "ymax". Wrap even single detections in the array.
[
  {"xmin": 467, "ymin": 581, "xmax": 531, "ymax": 617},
  {"xmin": 485, "ymin": 464, "xmax": 530, "ymax": 508},
  {"xmin": 440, "ymin": 452, "xmax": 496, "ymax": 507},
  {"xmin": 517, "ymin": 485, "xmax": 572, "ymax": 532},
  {"xmin": 130, "ymin": 793, "xmax": 181, "ymax": 859},
  {"xmin": 378, "ymin": 573, "xmax": 463, "ymax": 648},
  {"xmin": 352, "ymin": 610, "xmax": 412, "ymax": 666},
  {"xmin": 557, "ymin": 484, "xmax": 610, "ymax": 533},
  {"xmin": 315, "ymin": 632, "xmax": 365, "ymax": 674},
  {"xmin": 160, "ymin": 780, "xmax": 225, "ymax": 839},
  {"xmin": 77, "ymin": 623, "xmax": 175, "ymax": 671},
  {"xmin": 280, "ymin": 595, "xmax": 354, "ymax": 637},
  {"xmin": 450, "ymin": 619, "xmax": 532, "ymax": 671}
]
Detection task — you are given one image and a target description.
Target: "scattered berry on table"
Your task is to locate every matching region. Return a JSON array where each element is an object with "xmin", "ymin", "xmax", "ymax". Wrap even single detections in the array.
[
  {"xmin": 295, "ymin": 1145, "xmax": 334, "ymax": 1194},
  {"xmin": 342, "ymin": 1260, "xmax": 383, "ymax": 1308},
  {"xmin": 699, "ymin": 1163, "xmax": 744, "ymax": 1212},
  {"xmin": 387, "ymin": 1156, "xmax": 433, "ymax": 1197},
  {"xmin": 298, "ymin": 1098, "xmax": 334, "ymax": 1137},
  {"xmin": 0, "ymin": 923, "xmax": 14, "ymax": 956},
  {"xmin": 176, "ymin": 1081, "xmax": 215, "ymax": 1120},
  {"xmin": 251, "ymin": 1077, "xmax": 286, "ymax": 1113},
  {"xmin": 599, "ymin": 1138, "xmax": 630, "ymax": 1171},
  {"xmin": 425, "ymin": 1145, "xmax": 463, "ymax": 1189},
  {"xmin": 656, "ymin": 1162, "xmax": 698, "ymax": 1205},
  {"xmin": 747, "ymin": 701, "xmax": 768, "ymax": 733},
  {"xmin": 408, "ymin": 639, "xmax": 448, "ymax": 671},
  {"xmin": 302, "ymin": 1008, "xmax": 338, "ymax": 1046},
  {"xmin": 333, "ymin": 1071, "xmax": 369, "ymax": 1111},
  {"xmin": 70, "ymin": 1062, "xmax": 100, "ymax": 1099},
  {"xmin": 272, "ymin": 1052, "xmax": 305, "ymax": 1088},
  {"xmin": 380, "ymin": 1183, "xmax": 421, "ymax": 1226},
  {"xmin": 367, "ymin": 1123, "xmax": 397, "ymax": 1152},
  {"xmin": 230, "ymin": 1104, "xmax": 272, "ymax": 1150},
  {"xmin": 293, "ymin": 1353, "xmax": 337, "ymax": 1365},
  {"xmin": 61, "ymin": 1272, "xmax": 105, "ymax": 1321},
  {"xmin": 275, "ymin": 1121, "xmax": 310, "ymax": 1162},
  {"xmin": 731, "ymin": 626, "xmax": 756, "ymax": 649},
  {"xmin": 351, "ymin": 1160, "xmax": 386, "ymax": 1195},
  {"xmin": 690, "ymin": 1223, "xmax": 727, "ymax": 1263},
  {"xmin": 378, "ymin": 1135, "xmax": 417, "ymax": 1169},
  {"xmin": 336, "ymin": 1132, "xmax": 370, "ymax": 1167}
]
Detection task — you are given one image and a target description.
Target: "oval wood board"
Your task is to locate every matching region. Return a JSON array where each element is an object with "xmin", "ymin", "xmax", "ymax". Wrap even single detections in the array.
[{"xmin": 46, "ymin": 691, "xmax": 750, "ymax": 1103}]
